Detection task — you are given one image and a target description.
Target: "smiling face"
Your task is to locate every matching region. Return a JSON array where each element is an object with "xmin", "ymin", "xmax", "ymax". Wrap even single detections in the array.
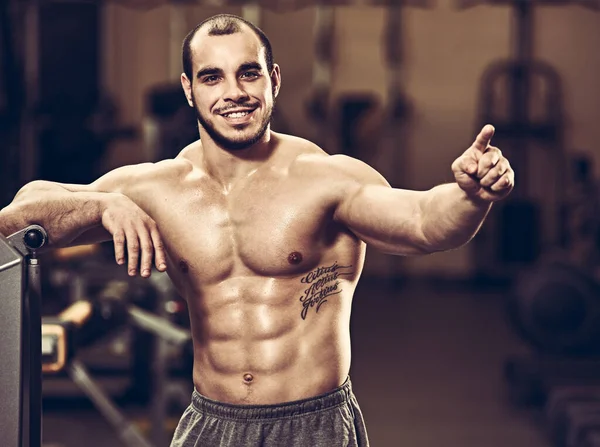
[{"xmin": 181, "ymin": 26, "xmax": 281, "ymax": 152}]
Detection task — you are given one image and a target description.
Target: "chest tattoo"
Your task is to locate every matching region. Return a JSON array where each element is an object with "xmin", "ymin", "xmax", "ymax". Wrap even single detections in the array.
[{"xmin": 298, "ymin": 261, "xmax": 353, "ymax": 320}]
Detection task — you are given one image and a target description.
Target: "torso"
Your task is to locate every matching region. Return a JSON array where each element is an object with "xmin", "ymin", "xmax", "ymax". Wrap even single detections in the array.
[{"xmin": 126, "ymin": 133, "xmax": 365, "ymax": 404}]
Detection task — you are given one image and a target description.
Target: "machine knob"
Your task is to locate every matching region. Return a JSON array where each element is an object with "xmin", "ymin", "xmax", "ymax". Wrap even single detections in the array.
[{"xmin": 24, "ymin": 229, "xmax": 45, "ymax": 250}]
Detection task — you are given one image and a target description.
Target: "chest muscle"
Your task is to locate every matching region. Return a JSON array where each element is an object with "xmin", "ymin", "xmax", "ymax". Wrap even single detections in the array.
[{"xmin": 148, "ymin": 176, "xmax": 331, "ymax": 283}]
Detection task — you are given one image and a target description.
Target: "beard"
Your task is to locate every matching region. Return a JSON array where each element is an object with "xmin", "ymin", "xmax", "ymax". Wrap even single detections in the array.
[{"xmin": 192, "ymin": 94, "xmax": 274, "ymax": 151}]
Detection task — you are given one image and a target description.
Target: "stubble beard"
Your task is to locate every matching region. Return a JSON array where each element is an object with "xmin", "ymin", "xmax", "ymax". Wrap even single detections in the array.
[{"xmin": 192, "ymin": 94, "xmax": 274, "ymax": 152}]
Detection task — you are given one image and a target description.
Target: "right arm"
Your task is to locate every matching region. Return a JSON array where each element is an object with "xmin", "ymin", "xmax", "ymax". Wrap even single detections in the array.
[
  {"xmin": 0, "ymin": 180, "xmax": 114, "ymax": 246},
  {"xmin": 0, "ymin": 165, "xmax": 167, "ymax": 277}
]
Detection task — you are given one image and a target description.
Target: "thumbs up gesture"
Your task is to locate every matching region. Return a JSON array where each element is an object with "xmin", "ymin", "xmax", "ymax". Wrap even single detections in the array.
[{"xmin": 451, "ymin": 125, "xmax": 515, "ymax": 202}]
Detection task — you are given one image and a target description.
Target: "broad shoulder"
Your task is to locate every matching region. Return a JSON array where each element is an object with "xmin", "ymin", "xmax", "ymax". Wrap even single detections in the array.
[
  {"xmin": 90, "ymin": 155, "xmax": 194, "ymax": 194},
  {"xmin": 280, "ymin": 134, "xmax": 389, "ymax": 188}
]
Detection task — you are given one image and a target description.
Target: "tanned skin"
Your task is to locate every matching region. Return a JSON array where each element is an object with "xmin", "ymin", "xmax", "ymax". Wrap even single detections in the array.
[{"xmin": 0, "ymin": 25, "xmax": 513, "ymax": 405}]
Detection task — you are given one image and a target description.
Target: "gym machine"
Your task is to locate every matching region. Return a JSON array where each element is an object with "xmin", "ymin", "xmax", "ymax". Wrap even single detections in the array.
[
  {"xmin": 504, "ymin": 251, "xmax": 600, "ymax": 446},
  {"xmin": 0, "ymin": 223, "xmax": 193, "ymax": 447},
  {"xmin": 41, "ymin": 276, "xmax": 192, "ymax": 447},
  {"xmin": 0, "ymin": 225, "xmax": 48, "ymax": 447},
  {"xmin": 461, "ymin": 0, "xmax": 599, "ymax": 280},
  {"xmin": 452, "ymin": 1, "xmax": 600, "ymax": 445}
]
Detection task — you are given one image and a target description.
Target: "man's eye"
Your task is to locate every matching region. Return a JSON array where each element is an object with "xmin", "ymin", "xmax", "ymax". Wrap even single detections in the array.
[
  {"xmin": 204, "ymin": 76, "xmax": 219, "ymax": 83},
  {"xmin": 242, "ymin": 71, "xmax": 259, "ymax": 79}
]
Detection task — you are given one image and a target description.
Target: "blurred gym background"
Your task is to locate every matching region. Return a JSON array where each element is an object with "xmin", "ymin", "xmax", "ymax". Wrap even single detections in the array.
[{"xmin": 1, "ymin": 0, "xmax": 600, "ymax": 446}]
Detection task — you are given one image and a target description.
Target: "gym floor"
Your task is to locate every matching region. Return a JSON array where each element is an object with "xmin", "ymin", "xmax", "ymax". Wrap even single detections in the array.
[{"xmin": 41, "ymin": 277, "xmax": 550, "ymax": 447}]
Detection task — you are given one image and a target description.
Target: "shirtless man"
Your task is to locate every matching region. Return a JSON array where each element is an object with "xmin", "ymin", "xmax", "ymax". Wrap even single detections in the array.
[{"xmin": 0, "ymin": 14, "xmax": 514, "ymax": 447}]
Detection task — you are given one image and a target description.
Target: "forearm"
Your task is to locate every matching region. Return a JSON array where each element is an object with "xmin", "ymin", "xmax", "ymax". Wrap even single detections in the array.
[
  {"xmin": 0, "ymin": 181, "xmax": 111, "ymax": 246},
  {"xmin": 419, "ymin": 183, "xmax": 491, "ymax": 252}
]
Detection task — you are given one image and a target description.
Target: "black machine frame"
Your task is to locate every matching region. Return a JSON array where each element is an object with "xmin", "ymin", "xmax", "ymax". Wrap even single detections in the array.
[{"xmin": 0, "ymin": 226, "xmax": 47, "ymax": 447}]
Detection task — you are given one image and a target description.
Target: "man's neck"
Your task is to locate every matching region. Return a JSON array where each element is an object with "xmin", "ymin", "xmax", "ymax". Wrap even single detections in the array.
[{"xmin": 199, "ymin": 131, "xmax": 275, "ymax": 192}]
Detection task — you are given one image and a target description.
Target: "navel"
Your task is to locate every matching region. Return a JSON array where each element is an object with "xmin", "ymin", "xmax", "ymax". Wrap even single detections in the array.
[
  {"xmin": 179, "ymin": 260, "xmax": 189, "ymax": 274},
  {"xmin": 288, "ymin": 251, "xmax": 303, "ymax": 265},
  {"xmin": 243, "ymin": 373, "xmax": 254, "ymax": 384}
]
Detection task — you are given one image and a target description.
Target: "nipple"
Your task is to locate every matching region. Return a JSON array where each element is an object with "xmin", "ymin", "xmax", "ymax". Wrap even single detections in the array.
[
  {"xmin": 288, "ymin": 251, "xmax": 303, "ymax": 265},
  {"xmin": 243, "ymin": 373, "xmax": 254, "ymax": 383}
]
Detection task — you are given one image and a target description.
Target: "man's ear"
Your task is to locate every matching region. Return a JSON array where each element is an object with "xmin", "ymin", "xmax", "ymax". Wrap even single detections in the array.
[
  {"xmin": 181, "ymin": 73, "xmax": 194, "ymax": 107},
  {"xmin": 270, "ymin": 64, "xmax": 281, "ymax": 98}
]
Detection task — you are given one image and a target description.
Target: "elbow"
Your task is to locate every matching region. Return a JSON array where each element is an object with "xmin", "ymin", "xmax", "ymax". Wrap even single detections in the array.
[
  {"xmin": 12, "ymin": 181, "xmax": 45, "ymax": 204},
  {"xmin": 15, "ymin": 180, "xmax": 52, "ymax": 199},
  {"xmin": 0, "ymin": 181, "xmax": 53, "ymax": 236}
]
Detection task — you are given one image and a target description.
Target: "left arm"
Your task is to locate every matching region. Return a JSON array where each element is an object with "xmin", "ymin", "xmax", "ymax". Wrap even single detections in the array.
[{"xmin": 333, "ymin": 125, "xmax": 514, "ymax": 255}]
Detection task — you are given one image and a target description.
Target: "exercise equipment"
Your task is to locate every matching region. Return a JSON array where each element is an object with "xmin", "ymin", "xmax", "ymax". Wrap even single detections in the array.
[
  {"xmin": 42, "ymin": 271, "xmax": 193, "ymax": 446},
  {"xmin": 504, "ymin": 157, "xmax": 600, "ymax": 361},
  {"xmin": 505, "ymin": 355, "xmax": 600, "ymax": 446},
  {"xmin": 42, "ymin": 277, "xmax": 192, "ymax": 447},
  {"xmin": 463, "ymin": 0, "xmax": 599, "ymax": 280},
  {"xmin": 560, "ymin": 155, "xmax": 600, "ymax": 268},
  {"xmin": 41, "ymin": 300, "xmax": 91, "ymax": 374},
  {"xmin": 0, "ymin": 225, "xmax": 48, "ymax": 447},
  {"xmin": 308, "ymin": 0, "xmax": 428, "ymax": 163},
  {"xmin": 507, "ymin": 261, "xmax": 600, "ymax": 357},
  {"xmin": 378, "ymin": 0, "xmax": 429, "ymax": 183},
  {"xmin": 504, "ymin": 355, "xmax": 600, "ymax": 407},
  {"xmin": 504, "ymin": 198, "xmax": 600, "ymax": 441},
  {"xmin": 42, "ymin": 297, "xmax": 151, "ymax": 447},
  {"xmin": 0, "ymin": 220, "xmax": 192, "ymax": 446}
]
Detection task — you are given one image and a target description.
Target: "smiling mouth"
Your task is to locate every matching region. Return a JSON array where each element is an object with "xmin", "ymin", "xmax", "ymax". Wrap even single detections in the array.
[{"xmin": 221, "ymin": 108, "xmax": 256, "ymax": 119}]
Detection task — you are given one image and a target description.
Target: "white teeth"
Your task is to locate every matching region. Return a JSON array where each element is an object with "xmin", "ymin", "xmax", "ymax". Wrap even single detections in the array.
[{"xmin": 225, "ymin": 111, "xmax": 250, "ymax": 118}]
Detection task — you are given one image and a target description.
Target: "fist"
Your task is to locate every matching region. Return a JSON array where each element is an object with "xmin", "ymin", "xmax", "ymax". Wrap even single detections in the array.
[{"xmin": 452, "ymin": 125, "xmax": 514, "ymax": 202}]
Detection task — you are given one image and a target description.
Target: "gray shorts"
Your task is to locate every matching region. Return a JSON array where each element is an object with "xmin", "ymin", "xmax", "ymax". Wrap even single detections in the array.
[{"xmin": 170, "ymin": 377, "xmax": 370, "ymax": 447}]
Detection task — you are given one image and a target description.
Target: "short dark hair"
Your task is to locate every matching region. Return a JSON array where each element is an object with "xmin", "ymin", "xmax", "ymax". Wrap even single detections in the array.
[{"xmin": 182, "ymin": 14, "xmax": 274, "ymax": 83}]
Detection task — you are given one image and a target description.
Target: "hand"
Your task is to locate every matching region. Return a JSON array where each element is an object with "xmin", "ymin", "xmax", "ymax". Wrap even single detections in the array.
[
  {"xmin": 452, "ymin": 124, "xmax": 515, "ymax": 203},
  {"xmin": 101, "ymin": 194, "xmax": 167, "ymax": 278}
]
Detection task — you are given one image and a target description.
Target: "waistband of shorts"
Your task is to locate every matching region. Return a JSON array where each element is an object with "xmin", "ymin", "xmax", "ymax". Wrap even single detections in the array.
[{"xmin": 191, "ymin": 376, "xmax": 353, "ymax": 420}]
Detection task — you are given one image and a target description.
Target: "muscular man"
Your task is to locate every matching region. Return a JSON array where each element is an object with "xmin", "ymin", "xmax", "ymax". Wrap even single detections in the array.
[{"xmin": 0, "ymin": 14, "xmax": 514, "ymax": 447}]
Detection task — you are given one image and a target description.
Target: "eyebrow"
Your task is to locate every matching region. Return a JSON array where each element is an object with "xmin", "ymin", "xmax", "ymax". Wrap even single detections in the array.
[
  {"xmin": 195, "ymin": 61, "xmax": 263, "ymax": 80},
  {"xmin": 196, "ymin": 66, "xmax": 222, "ymax": 80},
  {"xmin": 239, "ymin": 61, "xmax": 262, "ymax": 72}
]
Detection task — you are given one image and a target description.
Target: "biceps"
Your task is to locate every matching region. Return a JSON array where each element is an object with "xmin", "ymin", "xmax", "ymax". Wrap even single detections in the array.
[{"xmin": 334, "ymin": 185, "xmax": 428, "ymax": 255}]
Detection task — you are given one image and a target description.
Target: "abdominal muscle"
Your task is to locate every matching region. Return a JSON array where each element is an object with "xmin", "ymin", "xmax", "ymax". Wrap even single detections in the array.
[{"xmin": 185, "ymin": 276, "xmax": 354, "ymax": 405}]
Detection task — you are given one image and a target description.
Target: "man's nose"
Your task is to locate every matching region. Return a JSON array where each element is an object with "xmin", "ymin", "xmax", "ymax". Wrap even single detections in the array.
[{"xmin": 223, "ymin": 79, "xmax": 249, "ymax": 102}]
